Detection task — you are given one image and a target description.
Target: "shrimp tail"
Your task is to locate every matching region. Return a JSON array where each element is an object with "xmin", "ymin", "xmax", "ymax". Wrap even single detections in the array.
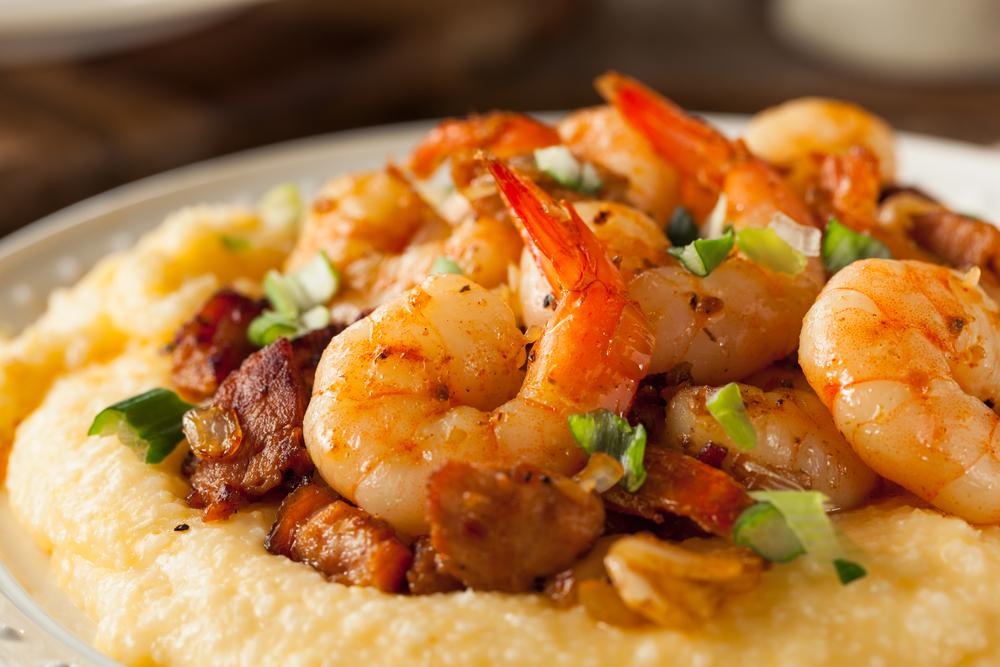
[
  {"xmin": 405, "ymin": 112, "xmax": 561, "ymax": 179},
  {"xmin": 483, "ymin": 152, "xmax": 621, "ymax": 294},
  {"xmin": 595, "ymin": 71, "xmax": 735, "ymax": 192}
]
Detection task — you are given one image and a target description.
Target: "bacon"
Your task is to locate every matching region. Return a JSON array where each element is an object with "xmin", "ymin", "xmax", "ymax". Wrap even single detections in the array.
[
  {"xmin": 405, "ymin": 537, "xmax": 463, "ymax": 595},
  {"xmin": 911, "ymin": 210, "xmax": 1000, "ymax": 276},
  {"xmin": 184, "ymin": 338, "xmax": 314, "ymax": 521},
  {"xmin": 265, "ymin": 482, "xmax": 413, "ymax": 593},
  {"xmin": 290, "ymin": 325, "xmax": 340, "ymax": 392},
  {"xmin": 428, "ymin": 462, "xmax": 606, "ymax": 593},
  {"xmin": 170, "ymin": 288, "xmax": 265, "ymax": 401},
  {"xmin": 603, "ymin": 446, "xmax": 755, "ymax": 537}
]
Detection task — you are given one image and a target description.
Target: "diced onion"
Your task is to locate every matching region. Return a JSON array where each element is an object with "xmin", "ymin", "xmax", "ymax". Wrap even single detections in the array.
[
  {"xmin": 700, "ymin": 193, "xmax": 729, "ymax": 239},
  {"xmin": 736, "ymin": 228, "xmax": 807, "ymax": 276},
  {"xmin": 183, "ymin": 406, "xmax": 243, "ymax": 461},
  {"xmin": 767, "ymin": 211, "xmax": 821, "ymax": 257}
]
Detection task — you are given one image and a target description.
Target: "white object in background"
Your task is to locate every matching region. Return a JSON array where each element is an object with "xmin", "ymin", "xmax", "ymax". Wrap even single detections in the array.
[
  {"xmin": 770, "ymin": 0, "xmax": 1000, "ymax": 80},
  {"xmin": 0, "ymin": 0, "xmax": 273, "ymax": 65}
]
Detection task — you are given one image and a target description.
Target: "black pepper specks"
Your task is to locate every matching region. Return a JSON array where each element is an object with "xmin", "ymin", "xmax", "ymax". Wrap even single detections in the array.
[{"xmin": 174, "ymin": 524, "xmax": 190, "ymax": 532}]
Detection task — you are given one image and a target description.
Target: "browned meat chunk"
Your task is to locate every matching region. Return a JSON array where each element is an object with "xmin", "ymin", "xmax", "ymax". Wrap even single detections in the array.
[
  {"xmin": 406, "ymin": 537, "xmax": 463, "ymax": 595},
  {"xmin": 265, "ymin": 482, "xmax": 413, "ymax": 593},
  {"xmin": 911, "ymin": 210, "xmax": 1000, "ymax": 276},
  {"xmin": 170, "ymin": 288, "xmax": 265, "ymax": 401},
  {"xmin": 428, "ymin": 462, "xmax": 606, "ymax": 593},
  {"xmin": 290, "ymin": 325, "xmax": 340, "ymax": 392},
  {"xmin": 184, "ymin": 338, "xmax": 314, "ymax": 521},
  {"xmin": 603, "ymin": 446, "xmax": 755, "ymax": 537}
]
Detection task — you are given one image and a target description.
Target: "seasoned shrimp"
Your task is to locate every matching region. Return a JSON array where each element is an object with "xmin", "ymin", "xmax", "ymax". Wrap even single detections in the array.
[
  {"xmin": 664, "ymin": 384, "xmax": 879, "ymax": 510},
  {"xmin": 557, "ymin": 105, "xmax": 681, "ymax": 225},
  {"xmin": 743, "ymin": 97, "xmax": 897, "ymax": 186},
  {"xmin": 595, "ymin": 72, "xmax": 825, "ymax": 383},
  {"xmin": 800, "ymin": 259, "xmax": 1000, "ymax": 523},
  {"xmin": 303, "ymin": 157, "xmax": 654, "ymax": 535}
]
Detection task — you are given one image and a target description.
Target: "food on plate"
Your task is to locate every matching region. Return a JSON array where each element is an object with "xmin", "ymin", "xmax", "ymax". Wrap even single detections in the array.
[{"xmin": 4, "ymin": 71, "xmax": 1000, "ymax": 667}]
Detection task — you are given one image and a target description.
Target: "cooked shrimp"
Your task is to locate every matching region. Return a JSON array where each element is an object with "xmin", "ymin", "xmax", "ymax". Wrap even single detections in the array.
[
  {"xmin": 800, "ymin": 259, "xmax": 1000, "ymax": 523},
  {"xmin": 303, "ymin": 157, "xmax": 654, "ymax": 535},
  {"xmin": 664, "ymin": 384, "xmax": 879, "ymax": 510},
  {"xmin": 557, "ymin": 105, "xmax": 681, "ymax": 225},
  {"xmin": 595, "ymin": 72, "xmax": 826, "ymax": 383},
  {"xmin": 743, "ymin": 97, "xmax": 897, "ymax": 186}
]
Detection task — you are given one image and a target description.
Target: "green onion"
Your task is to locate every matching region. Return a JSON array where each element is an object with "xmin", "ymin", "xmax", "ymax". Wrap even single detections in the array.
[
  {"xmin": 747, "ymin": 490, "xmax": 867, "ymax": 585},
  {"xmin": 534, "ymin": 146, "xmax": 603, "ymax": 195},
  {"xmin": 767, "ymin": 211, "xmax": 821, "ymax": 257},
  {"xmin": 220, "ymin": 235, "xmax": 250, "ymax": 251},
  {"xmin": 430, "ymin": 257, "xmax": 464, "ymax": 275},
  {"xmin": 822, "ymin": 218, "xmax": 892, "ymax": 273},
  {"xmin": 736, "ymin": 228, "xmax": 807, "ymax": 275},
  {"xmin": 667, "ymin": 206, "xmax": 699, "ymax": 247},
  {"xmin": 263, "ymin": 251, "xmax": 340, "ymax": 317},
  {"xmin": 706, "ymin": 382, "xmax": 757, "ymax": 450},
  {"xmin": 247, "ymin": 311, "xmax": 300, "ymax": 347},
  {"xmin": 88, "ymin": 389, "xmax": 196, "ymax": 464},
  {"xmin": 732, "ymin": 502, "xmax": 805, "ymax": 562},
  {"xmin": 568, "ymin": 408, "xmax": 647, "ymax": 493},
  {"xmin": 701, "ymin": 193, "xmax": 729, "ymax": 239},
  {"xmin": 258, "ymin": 183, "xmax": 303, "ymax": 230},
  {"xmin": 667, "ymin": 229, "xmax": 734, "ymax": 277}
]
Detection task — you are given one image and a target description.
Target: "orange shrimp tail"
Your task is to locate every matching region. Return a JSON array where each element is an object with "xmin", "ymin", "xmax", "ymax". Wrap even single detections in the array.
[
  {"xmin": 483, "ymin": 153, "xmax": 623, "ymax": 295},
  {"xmin": 595, "ymin": 71, "xmax": 735, "ymax": 193},
  {"xmin": 405, "ymin": 112, "xmax": 561, "ymax": 179}
]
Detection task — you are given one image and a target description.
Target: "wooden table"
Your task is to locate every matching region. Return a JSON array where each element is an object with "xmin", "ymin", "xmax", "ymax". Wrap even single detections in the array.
[{"xmin": 2, "ymin": 0, "xmax": 999, "ymax": 238}]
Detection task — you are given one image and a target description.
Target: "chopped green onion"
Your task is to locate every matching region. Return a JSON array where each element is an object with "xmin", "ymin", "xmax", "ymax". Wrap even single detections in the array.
[
  {"xmin": 667, "ymin": 206, "xmax": 699, "ymax": 247},
  {"xmin": 300, "ymin": 304, "xmax": 331, "ymax": 330},
  {"xmin": 263, "ymin": 251, "xmax": 340, "ymax": 317},
  {"xmin": 430, "ymin": 257, "xmax": 464, "ymax": 275},
  {"xmin": 747, "ymin": 490, "xmax": 867, "ymax": 585},
  {"xmin": 767, "ymin": 212, "xmax": 821, "ymax": 257},
  {"xmin": 220, "ymin": 235, "xmax": 250, "ymax": 251},
  {"xmin": 568, "ymin": 408, "xmax": 647, "ymax": 493},
  {"xmin": 667, "ymin": 229, "xmax": 734, "ymax": 277},
  {"xmin": 706, "ymin": 383, "xmax": 757, "ymax": 450},
  {"xmin": 248, "ymin": 311, "xmax": 300, "ymax": 347},
  {"xmin": 534, "ymin": 145, "xmax": 603, "ymax": 195},
  {"xmin": 732, "ymin": 502, "xmax": 805, "ymax": 562},
  {"xmin": 736, "ymin": 228, "xmax": 807, "ymax": 275},
  {"xmin": 259, "ymin": 183, "xmax": 303, "ymax": 230},
  {"xmin": 701, "ymin": 193, "xmax": 729, "ymax": 239},
  {"xmin": 88, "ymin": 389, "xmax": 196, "ymax": 464},
  {"xmin": 822, "ymin": 218, "xmax": 892, "ymax": 273}
]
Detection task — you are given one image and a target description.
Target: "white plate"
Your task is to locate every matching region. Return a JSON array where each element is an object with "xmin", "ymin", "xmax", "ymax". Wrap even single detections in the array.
[
  {"xmin": 1, "ymin": 115, "xmax": 999, "ymax": 667},
  {"xmin": 0, "ymin": 0, "xmax": 272, "ymax": 64}
]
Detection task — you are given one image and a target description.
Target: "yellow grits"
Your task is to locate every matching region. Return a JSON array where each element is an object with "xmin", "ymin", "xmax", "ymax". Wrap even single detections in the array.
[{"xmin": 5, "ymin": 202, "xmax": 1000, "ymax": 667}]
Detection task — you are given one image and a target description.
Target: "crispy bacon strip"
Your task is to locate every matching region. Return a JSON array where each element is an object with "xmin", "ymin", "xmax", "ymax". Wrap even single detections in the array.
[
  {"xmin": 184, "ymin": 338, "xmax": 314, "ymax": 521},
  {"xmin": 265, "ymin": 483, "xmax": 413, "ymax": 593},
  {"xmin": 170, "ymin": 288, "xmax": 265, "ymax": 401},
  {"xmin": 603, "ymin": 446, "xmax": 755, "ymax": 537},
  {"xmin": 428, "ymin": 462, "xmax": 606, "ymax": 593},
  {"xmin": 405, "ymin": 537, "xmax": 463, "ymax": 595}
]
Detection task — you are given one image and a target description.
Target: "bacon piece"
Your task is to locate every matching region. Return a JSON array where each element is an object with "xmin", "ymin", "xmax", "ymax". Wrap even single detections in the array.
[
  {"xmin": 184, "ymin": 338, "xmax": 314, "ymax": 521},
  {"xmin": 428, "ymin": 462, "xmax": 606, "ymax": 593},
  {"xmin": 603, "ymin": 446, "xmax": 755, "ymax": 537},
  {"xmin": 265, "ymin": 483, "xmax": 413, "ymax": 593},
  {"xmin": 405, "ymin": 537, "xmax": 463, "ymax": 595},
  {"xmin": 290, "ymin": 325, "xmax": 340, "ymax": 392},
  {"xmin": 911, "ymin": 210, "xmax": 1000, "ymax": 276},
  {"xmin": 170, "ymin": 288, "xmax": 265, "ymax": 401}
]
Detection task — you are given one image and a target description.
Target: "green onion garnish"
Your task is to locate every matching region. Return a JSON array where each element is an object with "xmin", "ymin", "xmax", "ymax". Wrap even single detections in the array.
[
  {"xmin": 534, "ymin": 145, "xmax": 603, "ymax": 195},
  {"xmin": 258, "ymin": 183, "xmax": 303, "ymax": 230},
  {"xmin": 736, "ymin": 227, "xmax": 807, "ymax": 275},
  {"xmin": 706, "ymin": 382, "xmax": 757, "ymax": 450},
  {"xmin": 263, "ymin": 251, "xmax": 340, "ymax": 317},
  {"xmin": 667, "ymin": 228, "xmax": 734, "ymax": 277},
  {"xmin": 430, "ymin": 257, "xmax": 464, "ymax": 276},
  {"xmin": 88, "ymin": 389, "xmax": 196, "ymax": 464},
  {"xmin": 248, "ymin": 311, "xmax": 301, "ymax": 347},
  {"xmin": 568, "ymin": 408, "xmax": 647, "ymax": 493},
  {"xmin": 220, "ymin": 235, "xmax": 251, "ymax": 251},
  {"xmin": 822, "ymin": 218, "xmax": 892, "ymax": 273},
  {"xmin": 746, "ymin": 490, "xmax": 867, "ymax": 585},
  {"xmin": 667, "ymin": 206, "xmax": 699, "ymax": 248},
  {"xmin": 733, "ymin": 502, "xmax": 805, "ymax": 562}
]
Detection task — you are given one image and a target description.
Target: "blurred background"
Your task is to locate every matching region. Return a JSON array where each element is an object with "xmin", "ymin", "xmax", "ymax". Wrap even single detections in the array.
[{"xmin": 2, "ymin": 0, "xmax": 1000, "ymax": 239}]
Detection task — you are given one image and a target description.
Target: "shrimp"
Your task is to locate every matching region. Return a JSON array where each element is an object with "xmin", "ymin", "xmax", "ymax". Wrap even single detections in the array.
[
  {"xmin": 799, "ymin": 258, "xmax": 1000, "ymax": 523},
  {"xmin": 742, "ymin": 97, "xmax": 897, "ymax": 187},
  {"xmin": 664, "ymin": 384, "xmax": 879, "ymax": 510},
  {"xmin": 303, "ymin": 156, "xmax": 654, "ymax": 535},
  {"xmin": 557, "ymin": 105, "xmax": 681, "ymax": 225},
  {"xmin": 595, "ymin": 72, "xmax": 826, "ymax": 383}
]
